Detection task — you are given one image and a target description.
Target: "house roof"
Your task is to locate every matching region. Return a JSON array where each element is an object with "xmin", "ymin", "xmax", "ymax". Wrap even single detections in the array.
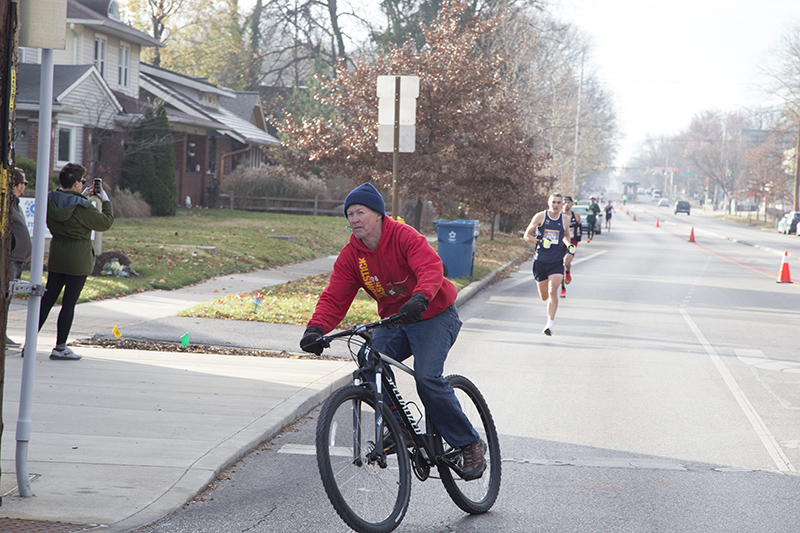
[
  {"xmin": 68, "ymin": 0, "xmax": 164, "ymax": 48},
  {"xmin": 139, "ymin": 63, "xmax": 279, "ymax": 146},
  {"xmin": 16, "ymin": 63, "xmax": 122, "ymax": 114}
]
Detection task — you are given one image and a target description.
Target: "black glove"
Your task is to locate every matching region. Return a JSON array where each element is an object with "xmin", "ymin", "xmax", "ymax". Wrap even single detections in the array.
[
  {"xmin": 300, "ymin": 325, "xmax": 324, "ymax": 355},
  {"xmin": 398, "ymin": 293, "xmax": 429, "ymax": 325}
]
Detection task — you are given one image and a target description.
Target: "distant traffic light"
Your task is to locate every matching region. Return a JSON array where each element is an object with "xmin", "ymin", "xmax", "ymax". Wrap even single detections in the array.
[{"xmin": 661, "ymin": 167, "xmax": 666, "ymax": 176}]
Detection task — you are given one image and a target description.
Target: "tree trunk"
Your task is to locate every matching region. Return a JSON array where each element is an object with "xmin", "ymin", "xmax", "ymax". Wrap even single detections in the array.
[
  {"xmin": 413, "ymin": 198, "xmax": 422, "ymax": 231},
  {"xmin": 0, "ymin": 0, "xmax": 20, "ymax": 502}
]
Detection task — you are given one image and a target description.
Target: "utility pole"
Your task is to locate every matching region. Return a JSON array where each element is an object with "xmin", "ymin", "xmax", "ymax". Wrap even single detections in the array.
[
  {"xmin": 794, "ymin": 118, "xmax": 800, "ymax": 211},
  {"xmin": 571, "ymin": 49, "xmax": 585, "ymax": 195},
  {"xmin": 0, "ymin": 0, "xmax": 19, "ymax": 506}
]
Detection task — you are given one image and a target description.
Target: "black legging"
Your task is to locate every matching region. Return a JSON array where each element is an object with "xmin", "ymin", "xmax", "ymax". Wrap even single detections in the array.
[{"xmin": 39, "ymin": 272, "xmax": 87, "ymax": 346}]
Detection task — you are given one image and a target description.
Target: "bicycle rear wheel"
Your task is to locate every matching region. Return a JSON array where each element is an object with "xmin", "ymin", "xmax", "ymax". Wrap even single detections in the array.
[
  {"xmin": 434, "ymin": 374, "xmax": 501, "ymax": 514},
  {"xmin": 316, "ymin": 385, "xmax": 412, "ymax": 533}
]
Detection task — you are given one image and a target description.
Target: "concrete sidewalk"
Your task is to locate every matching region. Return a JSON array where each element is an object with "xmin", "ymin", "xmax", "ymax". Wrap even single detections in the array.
[
  {"xmin": 0, "ymin": 254, "xmax": 505, "ymax": 532},
  {"xmin": 0, "ymin": 256, "xmax": 351, "ymax": 532}
]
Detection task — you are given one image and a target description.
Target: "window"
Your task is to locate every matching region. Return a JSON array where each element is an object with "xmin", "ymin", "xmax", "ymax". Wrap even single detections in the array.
[
  {"xmin": 19, "ymin": 47, "xmax": 37, "ymax": 63},
  {"xmin": 56, "ymin": 126, "xmax": 75, "ymax": 167},
  {"xmin": 94, "ymin": 36, "xmax": 107, "ymax": 78},
  {"xmin": 107, "ymin": 0, "xmax": 120, "ymax": 20},
  {"xmin": 118, "ymin": 43, "xmax": 130, "ymax": 87}
]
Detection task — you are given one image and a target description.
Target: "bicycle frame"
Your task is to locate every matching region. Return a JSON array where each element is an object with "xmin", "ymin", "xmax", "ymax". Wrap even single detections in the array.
[
  {"xmin": 318, "ymin": 314, "xmax": 470, "ymax": 479},
  {"xmin": 316, "ymin": 315, "xmax": 502, "ymax": 532},
  {"xmin": 353, "ymin": 342, "xmax": 438, "ymax": 471}
]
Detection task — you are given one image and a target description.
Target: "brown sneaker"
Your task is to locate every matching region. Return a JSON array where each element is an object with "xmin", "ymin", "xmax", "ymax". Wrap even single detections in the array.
[{"xmin": 458, "ymin": 438, "xmax": 487, "ymax": 480}]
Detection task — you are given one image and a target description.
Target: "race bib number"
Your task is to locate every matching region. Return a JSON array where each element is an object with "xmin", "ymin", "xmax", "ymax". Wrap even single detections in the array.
[{"xmin": 543, "ymin": 229, "xmax": 559, "ymax": 243}]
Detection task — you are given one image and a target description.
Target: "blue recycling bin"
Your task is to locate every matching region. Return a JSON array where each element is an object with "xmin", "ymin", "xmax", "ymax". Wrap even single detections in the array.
[{"xmin": 434, "ymin": 220, "xmax": 480, "ymax": 278}]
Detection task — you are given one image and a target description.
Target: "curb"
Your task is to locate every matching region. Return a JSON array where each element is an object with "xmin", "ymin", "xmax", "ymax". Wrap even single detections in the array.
[{"xmin": 455, "ymin": 258, "xmax": 520, "ymax": 308}]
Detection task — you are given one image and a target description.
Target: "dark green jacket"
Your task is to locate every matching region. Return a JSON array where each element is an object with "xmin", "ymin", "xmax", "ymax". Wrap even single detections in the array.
[
  {"xmin": 46, "ymin": 189, "xmax": 114, "ymax": 275},
  {"xmin": 586, "ymin": 202, "xmax": 600, "ymax": 223}
]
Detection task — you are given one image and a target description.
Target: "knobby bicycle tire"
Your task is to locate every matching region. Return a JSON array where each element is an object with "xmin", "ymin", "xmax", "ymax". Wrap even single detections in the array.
[
  {"xmin": 434, "ymin": 374, "xmax": 501, "ymax": 514},
  {"xmin": 316, "ymin": 385, "xmax": 412, "ymax": 533}
]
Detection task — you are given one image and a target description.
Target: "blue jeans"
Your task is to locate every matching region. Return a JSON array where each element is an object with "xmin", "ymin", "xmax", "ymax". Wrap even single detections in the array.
[{"xmin": 372, "ymin": 305, "xmax": 479, "ymax": 448}]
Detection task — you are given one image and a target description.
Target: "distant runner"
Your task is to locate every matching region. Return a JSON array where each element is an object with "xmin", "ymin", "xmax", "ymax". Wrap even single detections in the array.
[
  {"xmin": 604, "ymin": 200, "xmax": 614, "ymax": 231},
  {"xmin": 561, "ymin": 195, "xmax": 581, "ymax": 298},
  {"xmin": 586, "ymin": 196, "xmax": 600, "ymax": 242}
]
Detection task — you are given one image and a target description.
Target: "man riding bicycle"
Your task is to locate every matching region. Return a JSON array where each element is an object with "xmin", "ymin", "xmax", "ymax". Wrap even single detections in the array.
[{"xmin": 300, "ymin": 182, "xmax": 487, "ymax": 480}]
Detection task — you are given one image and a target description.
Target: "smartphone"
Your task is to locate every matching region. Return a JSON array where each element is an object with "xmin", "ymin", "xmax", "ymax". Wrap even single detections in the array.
[{"xmin": 93, "ymin": 178, "xmax": 102, "ymax": 195}]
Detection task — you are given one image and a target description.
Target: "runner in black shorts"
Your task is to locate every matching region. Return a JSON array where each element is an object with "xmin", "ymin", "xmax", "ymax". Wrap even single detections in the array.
[
  {"xmin": 604, "ymin": 200, "xmax": 614, "ymax": 231},
  {"xmin": 523, "ymin": 193, "xmax": 575, "ymax": 336},
  {"xmin": 561, "ymin": 195, "xmax": 581, "ymax": 298}
]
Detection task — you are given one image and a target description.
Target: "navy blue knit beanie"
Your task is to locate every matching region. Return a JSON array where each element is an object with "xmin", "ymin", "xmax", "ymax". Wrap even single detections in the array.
[{"xmin": 343, "ymin": 182, "xmax": 385, "ymax": 218}]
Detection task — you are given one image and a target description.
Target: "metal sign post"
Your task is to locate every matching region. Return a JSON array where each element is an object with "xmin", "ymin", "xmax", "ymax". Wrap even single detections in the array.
[
  {"xmin": 15, "ymin": 0, "xmax": 67, "ymax": 497},
  {"xmin": 377, "ymin": 75, "xmax": 418, "ymax": 219}
]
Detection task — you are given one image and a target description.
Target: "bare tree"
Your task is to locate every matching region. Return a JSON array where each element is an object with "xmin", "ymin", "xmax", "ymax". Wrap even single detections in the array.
[
  {"xmin": 487, "ymin": 7, "xmax": 617, "ymax": 195},
  {"xmin": 761, "ymin": 22, "xmax": 800, "ymax": 210},
  {"xmin": 255, "ymin": 0, "xmax": 375, "ymax": 87},
  {"xmin": 122, "ymin": 0, "xmax": 187, "ymax": 66},
  {"xmin": 275, "ymin": 0, "xmax": 552, "ymax": 224},
  {"xmin": 680, "ymin": 111, "xmax": 756, "ymax": 211}
]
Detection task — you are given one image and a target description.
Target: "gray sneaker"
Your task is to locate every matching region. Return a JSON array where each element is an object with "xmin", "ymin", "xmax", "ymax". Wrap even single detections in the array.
[
  {"xmin": 458, "ymin": 438, "xmax": 487, "ymax": 481},
  {"xmin": 50, "ymin": 346, "xmax": 82, "ymax": 360}
]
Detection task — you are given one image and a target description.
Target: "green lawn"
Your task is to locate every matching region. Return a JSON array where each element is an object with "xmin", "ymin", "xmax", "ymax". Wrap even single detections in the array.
[
  {"xmin": 40, "ymin": 209, "xmax": 353, "ymax": 303},
  {"xmin": 29, "ymin": 209, "xmax": 531, "ymax": 323},
  {"xmin": 178, "ymin": 232, "xmax": 531, "ymax": 328}
]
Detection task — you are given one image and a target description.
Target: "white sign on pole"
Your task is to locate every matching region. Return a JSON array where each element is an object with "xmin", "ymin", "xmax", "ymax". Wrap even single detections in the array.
[
  {"xmin": 19, "ymin": 0, "xmax": 68, "ymax": 49},
  {"xmin": 377, "ymin": 125, "xmax": 416, "ymax": 152},
  {"xmin": 377, "ymin": 75, "xmax": 419, "ymax": 99},
  {"xmin": 378, "ymin": 97, "xmax": 416, "ymax": 126},
  {"xmin": 376, "ymin": 75, "xmax": 419, "ymax": 154}
]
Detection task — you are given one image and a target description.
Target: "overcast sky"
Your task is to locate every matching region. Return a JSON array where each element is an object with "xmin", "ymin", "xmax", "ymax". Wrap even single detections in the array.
[{"xmin": 551, "ymin": 0, "xmax": 800, "ymax": 165}]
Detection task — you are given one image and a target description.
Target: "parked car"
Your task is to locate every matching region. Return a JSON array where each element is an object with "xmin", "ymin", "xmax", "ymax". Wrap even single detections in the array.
[
  {"xmin": 657, "ymin": 198, "xmax": 669, "ymax": 207},
  {"xmin": 572, "ymin": 205, "xmax": 602, "ymax": 236},
  {"xmin": 777, "ymin": 211, "xmax": 800, "ymax": 234},
  {"xmin": 675, "ymin": 201, "xmax": 691, "ymax": 215}
]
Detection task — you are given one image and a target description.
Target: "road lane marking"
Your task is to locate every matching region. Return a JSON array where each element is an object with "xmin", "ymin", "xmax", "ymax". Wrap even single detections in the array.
[
  {"xmin": 278, "ymin": 443, "xmax": 351, "ymax": 456},
  {"xmin": 680, "ymin": 309, "xmax": 796, "ymax": 473},
  {"xmin": 736, "ymin": 348, "xmax": 800, "ymax": 373},
  {"xmin": 280, "ymin": 444, "xmax": 691, "ymax": 472}
]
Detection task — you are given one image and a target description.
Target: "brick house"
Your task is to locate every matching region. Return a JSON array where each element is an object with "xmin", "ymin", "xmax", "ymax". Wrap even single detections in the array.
[{"xmin": 15, "ymin": 0, "xmax": 279, "ymax": 207}]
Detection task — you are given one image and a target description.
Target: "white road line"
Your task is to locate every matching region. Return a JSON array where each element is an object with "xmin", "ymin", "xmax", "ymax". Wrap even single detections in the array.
[
  {"xmin": 735, "ymin": 348, "xmax": 800, "ymax": 373},
  {"xmin": 278, "ymin": 443, "xmax": 353, "ymax": 457},
  {"xmin": 680, "ymin": 308, "xmax": 796, "ymax": 473}
]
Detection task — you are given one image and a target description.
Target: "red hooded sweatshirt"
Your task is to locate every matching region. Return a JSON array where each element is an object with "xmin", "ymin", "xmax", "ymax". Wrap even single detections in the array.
[{"xmin": 308, "ymin": 216, "xmax": 457, "ymax": 333}]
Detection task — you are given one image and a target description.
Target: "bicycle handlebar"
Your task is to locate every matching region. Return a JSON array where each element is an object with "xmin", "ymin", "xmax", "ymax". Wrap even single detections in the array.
[{"xmin": 313, "ymin": 313, "xmax": 404, "ymax": 352}]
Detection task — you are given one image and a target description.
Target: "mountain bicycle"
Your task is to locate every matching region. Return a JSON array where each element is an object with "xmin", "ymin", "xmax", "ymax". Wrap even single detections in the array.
[{"xmin": 312, "ymin": 314, "xmax": 501, "ymax": 533}]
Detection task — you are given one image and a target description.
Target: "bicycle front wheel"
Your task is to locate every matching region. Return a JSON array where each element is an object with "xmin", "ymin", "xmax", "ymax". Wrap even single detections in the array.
[
  {"xmin": 435, "ymin": 374, "xmax": 501, "ymax": 514},
  {"xmin": 316, "ymin": 385, "xmax": 412, "ymax": 533}
]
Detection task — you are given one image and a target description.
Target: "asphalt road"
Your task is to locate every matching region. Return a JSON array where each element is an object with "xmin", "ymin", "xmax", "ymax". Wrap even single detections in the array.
[{"xmin": 136, "ymin": 205, "xmax": 800, "ymax": 533}]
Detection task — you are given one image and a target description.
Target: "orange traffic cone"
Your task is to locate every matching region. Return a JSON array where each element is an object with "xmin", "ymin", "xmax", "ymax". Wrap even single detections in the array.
[
  {"xmin": 689, "ymin": 227, "xmax": 695, "ymax": 242},
  {"xmin": 777, "ymin": 251, "xmax": 793, "ymax": 283},
  {"xmin": 627, "ymin": 209, "xmax": 630, "ymax": 215},
  {"xmin": 633, "ymin": 214, "xmax": 637, "ymax": 221},
  {"xmin": 655, "ymin": 218, "xmax": 660, "ymax": 228}
]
